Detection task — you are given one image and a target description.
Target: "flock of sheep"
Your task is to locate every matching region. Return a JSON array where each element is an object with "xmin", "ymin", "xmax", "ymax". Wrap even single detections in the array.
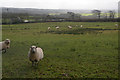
[
  {"xmin": 48, "ymin": 25, "xmax": 83, "ymax": 30},
  {"xmin": 48, "ymin": 23, "xmax": 118, "ymax": 30},
  {"xmin": 0, "ymin": 39, "xmax": 44, "ymax": 66}
]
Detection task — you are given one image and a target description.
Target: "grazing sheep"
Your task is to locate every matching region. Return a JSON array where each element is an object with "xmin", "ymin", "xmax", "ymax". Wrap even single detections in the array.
[
  {"xmin": 48, "ymin": 27, "xmax": 51, "ymax": 30},
  {"xmin": 115, "ymin": 24, "xmax": 118, "ymax": 27},
  {"xmin": 76, "ymin": 25, "xmax": 78, "ymax": 27},
  {"xmin": 0, "ymin": 39, "xmax": 10, "ymax": 53},
  {"xmin": 68, "ymin": 26, "xmax": 72, "ymax": 29},
  {"xmin": 28, "ymin": 45, "xmax": 44, "ymax": 66},
  {"xmin": 56, "ymin": 26, "xmax": 59, "ymax": 29},
  {"xmin": 80, "ymin": 25, "xmax": 83, "ymax": 27}
]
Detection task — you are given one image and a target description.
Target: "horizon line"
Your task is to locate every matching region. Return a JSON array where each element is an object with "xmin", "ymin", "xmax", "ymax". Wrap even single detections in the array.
[{"xmin": 0, "ymin": 7, "xmax": 118, "ymax": 10}]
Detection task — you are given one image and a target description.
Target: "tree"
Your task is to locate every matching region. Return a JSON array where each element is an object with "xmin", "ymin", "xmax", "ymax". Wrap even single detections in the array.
[
  {"xmin": 105, "ymin": 13, "xmax": 108, "ymax": 19},
  {"xmin": 92, "ymin": 10, "xmax": 101, "ymax": 19},
  {"xmin": 109, "ymin": 10, "xmax": 115, "ymax": 19},
  {"xmin": 67, "ymin": 12, "xmax": 75, "ymax": 20}
]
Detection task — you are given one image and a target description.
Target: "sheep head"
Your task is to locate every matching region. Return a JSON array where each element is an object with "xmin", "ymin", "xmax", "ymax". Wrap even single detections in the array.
[
  {"xmin": 5, "ymin": 39, "xmax": 10, "ymax": 46},
  {"xmin": 30, "ymin": 46, "xmax": 37, "ymax": 53}
]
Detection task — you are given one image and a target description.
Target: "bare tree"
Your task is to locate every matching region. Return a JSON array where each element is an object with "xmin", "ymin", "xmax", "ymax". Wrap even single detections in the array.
[
  {"xmin": 92, "ymin": 10, "xmax": 101, "ymax": 19},
  {"xmin": 109, "ymin": 10, "xmax": 115, "ymax": 19},
  {"xmin": 67, "ymin": 12, "xmax": 75, "ymax": 20}
]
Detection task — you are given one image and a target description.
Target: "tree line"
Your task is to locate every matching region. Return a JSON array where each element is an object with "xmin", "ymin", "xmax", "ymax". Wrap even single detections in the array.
[{"xmin": 2, "ymin": 9, "xmax": 118, "ymax": 24}]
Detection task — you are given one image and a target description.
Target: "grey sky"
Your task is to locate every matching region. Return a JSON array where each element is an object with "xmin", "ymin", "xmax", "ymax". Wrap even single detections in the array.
[{"xmin": 0, "ymin": 0, "xmax": 119, "ymax": 10}]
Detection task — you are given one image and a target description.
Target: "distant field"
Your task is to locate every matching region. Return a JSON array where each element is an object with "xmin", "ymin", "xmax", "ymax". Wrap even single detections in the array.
[
  {"xmin": 48, "ymin": 13, "xmax": 118, "ymax": 18},
  {"xmin": 81, "ymin": 13, "xmax": 118, "ymax": 18},
  {"xmin": 81, "ymin": 13, "xmax": 93, "ymax": 16},
  {"xmin": 2, "ymin": 22, "xmax": 118, "ymax": 78}
]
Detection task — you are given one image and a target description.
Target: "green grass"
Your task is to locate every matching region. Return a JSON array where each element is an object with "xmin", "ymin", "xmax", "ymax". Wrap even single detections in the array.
[
  {"xmin": 2, "ymin": 22, "xmax": 118, "ymax": 78},
  {"xmin": 81, "ymin": 13, "xmax": 118, "ymax": 18},
  {"xmin": 81, "ymin": 13, "xmax": 93, "ymax": 16}
]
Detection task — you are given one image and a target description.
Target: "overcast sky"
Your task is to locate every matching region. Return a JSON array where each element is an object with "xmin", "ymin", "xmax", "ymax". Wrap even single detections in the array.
[{"xmin": 0, "ymin": 0, "xmax": 119, "ymax": 10}]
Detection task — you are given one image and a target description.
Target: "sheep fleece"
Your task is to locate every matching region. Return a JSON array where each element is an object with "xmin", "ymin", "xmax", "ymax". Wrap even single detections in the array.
[
  {"xmin": 28, "ymin": 48, "xmax": 44, "ymax": 62},
  {"xmin": 0, "ymin": 42, "xmax": 10, "ymax": 51}
]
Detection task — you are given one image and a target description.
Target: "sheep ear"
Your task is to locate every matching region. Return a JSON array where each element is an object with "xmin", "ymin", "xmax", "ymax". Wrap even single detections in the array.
[{"xmin": 36, "ymin": 46, "xmax": 37, "ymax": 48}]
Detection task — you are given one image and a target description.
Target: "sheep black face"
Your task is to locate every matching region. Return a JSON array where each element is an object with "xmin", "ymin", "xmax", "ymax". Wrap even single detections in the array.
[
  {"xmin": 5, "ymin": 39, "xmax": 10, "ymax": 45},
  {"xmin": 30, "ymin": 46, "xmax": 37, "ymax": 53},
  {"xmin": 4, "ymin": 39, "xmax": 10, "ymax": 49}
]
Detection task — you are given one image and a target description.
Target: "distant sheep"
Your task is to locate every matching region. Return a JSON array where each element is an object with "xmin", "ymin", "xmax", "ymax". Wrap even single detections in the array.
[
  {"xmin": 68, "ymin": 26, "xmax": 72, "ymax": 29},
  {"xmin": 80, "ymin": 25, "xmax": 83, "ymax": 27},
  {"xmin": 115, "ymin": 24, "xmax": 118, "ymax": 27},
  {"xmin": 48, "ymin": 27, "xmax": 51, "ymax": 30},
  {"xmin": 56, "ymin": 26, "xmax": 60, "ymax": 29},
  {"xmin": 0, "ymin": 39, "xmax": 10, "ymax": 53},
  {"xmin": 28, "ymin": 45, "xmax": 44, "ymax": 66}
]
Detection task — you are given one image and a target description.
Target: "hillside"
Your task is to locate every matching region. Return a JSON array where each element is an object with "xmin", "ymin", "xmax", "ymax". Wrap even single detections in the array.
[{"xmin": 1, "ymin": 7, "xmax": 116, "ymax": 14}]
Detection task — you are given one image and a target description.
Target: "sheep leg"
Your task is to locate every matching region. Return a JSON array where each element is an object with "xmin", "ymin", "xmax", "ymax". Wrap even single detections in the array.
[
  {"xmin": 32, "ymin": 61, "xmax": 34, "ymax": 66},
  {"xmin": 34, "ymin": 59, "xmax": 38, "ymax": 66},
  {"xmin": 35, "ymin": 62, "xmax": 37, "ymax": 66},
  {"xmin": 4, "ymin": 50, "xmax": 6, "ymax": 53},
  {"xmin": 2, "ymin": 49, "xmax": 6, "ymax": 53},
  {"xmin": 36, "ymin": 62, "xmax": 39, "ymax": 66}
]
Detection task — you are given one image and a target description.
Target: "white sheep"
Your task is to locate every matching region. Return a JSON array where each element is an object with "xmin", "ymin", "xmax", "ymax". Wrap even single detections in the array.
[
  {"xmin": 48, "ymin": 27, "xmax": 51, "ymax": 30},
  {"xmin": 28, "ymin": 45, "xmax": 44, "ymax": 66},
  {"xmin": 80, "ymin": 25, "xmax": 83, "ymax": 27},
  {"xmin": 0, "ymin": 39, "xmax": 10, "ymax": 53},
  {"xmin": 56, "ymin": 26, "xmax": 59, "ymax": 29},
  {"xmin": 68, "ymin": 26, "xmax": 72, "ymax": 29},
  {"xmin": 115, "ymin": 24, "xmax": 118, "ymax": 27}
]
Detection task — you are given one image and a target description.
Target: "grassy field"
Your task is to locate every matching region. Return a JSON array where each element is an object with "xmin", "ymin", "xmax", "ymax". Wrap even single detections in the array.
[{"xmin": 2, "ymin": 22, "xmax": 118, "ymax": 78}]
